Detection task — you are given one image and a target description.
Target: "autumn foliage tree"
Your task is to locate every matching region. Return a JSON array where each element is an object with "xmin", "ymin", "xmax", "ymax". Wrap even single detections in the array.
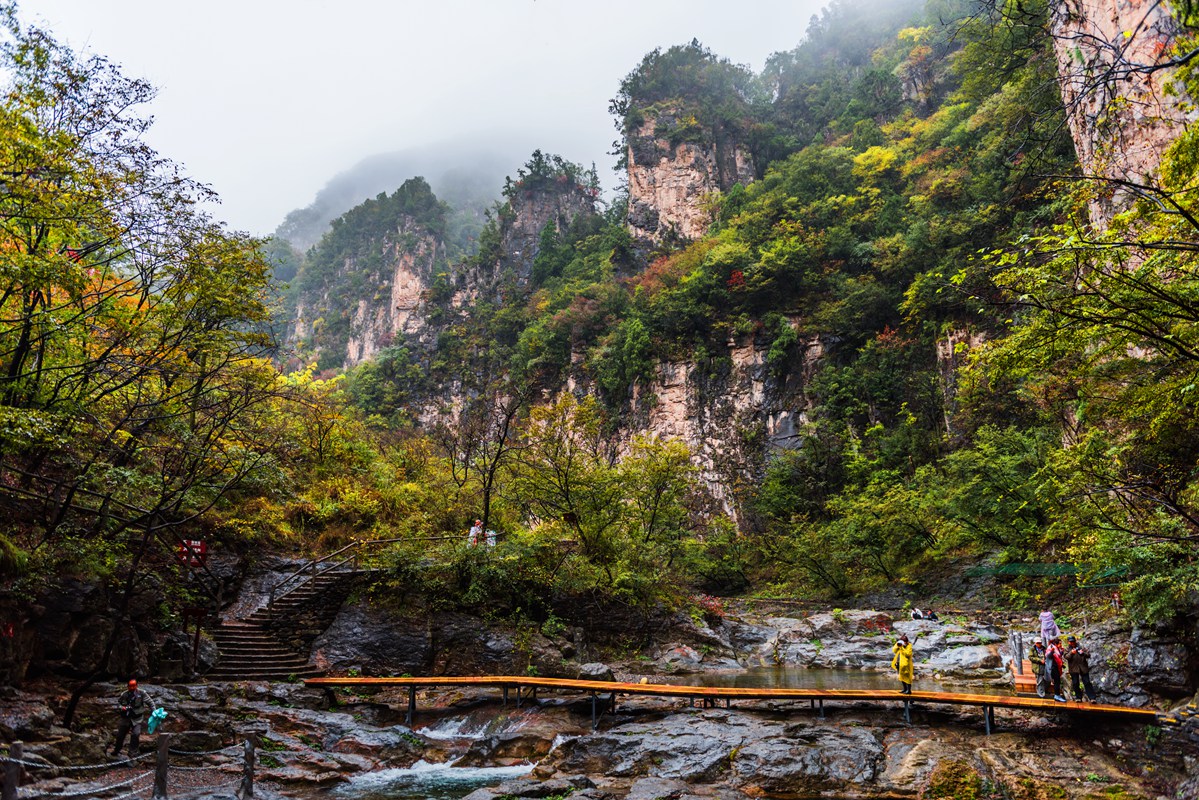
[{"xmin": 0, "ymin": 6, "xmax": 297, "ymax": 718}]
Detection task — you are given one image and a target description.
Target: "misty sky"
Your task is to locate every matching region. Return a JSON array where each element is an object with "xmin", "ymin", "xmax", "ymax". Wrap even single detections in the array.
[{"xmin": 18, "ymin": 1, "xmax": 829, "ymax": 235}]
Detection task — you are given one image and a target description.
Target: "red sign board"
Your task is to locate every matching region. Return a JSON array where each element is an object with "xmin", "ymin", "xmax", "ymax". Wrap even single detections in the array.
[{"xmin": 176, "ymin": 539, "xmax": 207, "ymax": 567}]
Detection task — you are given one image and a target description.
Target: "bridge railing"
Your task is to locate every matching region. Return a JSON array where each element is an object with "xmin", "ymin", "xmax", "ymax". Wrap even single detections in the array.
[{"xmin": 266, "ymin": 536, "xmax": 413, "ymax": 610}]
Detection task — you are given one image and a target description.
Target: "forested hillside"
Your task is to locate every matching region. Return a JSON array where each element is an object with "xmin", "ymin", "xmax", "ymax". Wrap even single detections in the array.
[{"xmin": 4, "ymin": 0, "xmax": 1199, "ymax": 648}]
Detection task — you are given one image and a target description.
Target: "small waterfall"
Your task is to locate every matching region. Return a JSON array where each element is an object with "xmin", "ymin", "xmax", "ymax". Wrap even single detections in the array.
[
  {"xmin": 335, "ymin": 759, "xmax": 535, "ymax": 799},
  {"xmin": 548, "ymin": 733, "xmax": 577, "ymax": 754},
  {"xmin": 416, "ymin": 705, "xmax": 545, "ymax": 741}
]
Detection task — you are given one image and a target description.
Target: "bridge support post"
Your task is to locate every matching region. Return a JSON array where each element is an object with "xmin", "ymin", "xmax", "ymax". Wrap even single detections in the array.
[
  {"xmin": 406, "ymin": 686, "xmax": 416, "ymax": 727},
  {"xmin": 984, "ymin": 705, "xmax": 993, "ymax": 736},
  {"xmin": 503, "ymin": 687, "xmax": 509, "ymax": 707},
  {"xmin": 591, "ymin": 692, "xmax": 597, "ymax": 730},
  {"xmin": 819, "ymin": 699, "xmax": 824, "ymax": 719},
  {"xmin": 903, "ymin": 699, "xmax": 911, "ymax": 725}
]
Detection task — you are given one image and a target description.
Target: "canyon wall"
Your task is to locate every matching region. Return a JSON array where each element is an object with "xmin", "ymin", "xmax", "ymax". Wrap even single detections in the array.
[
  {"xmin": 625, "ymin": 103, "xmax": 755, "ymax": 245},
  {"xmin": 1051, "ymin": 0, "xmax": 1196, "ymax": 227},
  {"xmin": 289, "ymin": 217, "xmax": 445, "ymax": 369}
]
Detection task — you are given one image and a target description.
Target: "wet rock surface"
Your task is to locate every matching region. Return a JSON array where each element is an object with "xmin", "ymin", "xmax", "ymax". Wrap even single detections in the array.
[
  {"xmin": 310, "ymin": 599, "xmax": 577, "ymax": 678},
  {"xmin": 4, "ymin": 607, "xmax": 1197, "ymax": 799}
]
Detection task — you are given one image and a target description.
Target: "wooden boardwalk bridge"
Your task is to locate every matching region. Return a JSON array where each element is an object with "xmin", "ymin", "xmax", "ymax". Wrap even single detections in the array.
[{"xmin": 304, "ymin": 675, "xmax": 1163, "ymax": 734}]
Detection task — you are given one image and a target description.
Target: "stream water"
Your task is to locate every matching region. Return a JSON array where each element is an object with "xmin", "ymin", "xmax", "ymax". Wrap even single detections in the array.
[
  {"xmin": 328, "ymin": 761, "xmax": 536, "ymax": 800},
  {"xmin": 311, "ymin": 667, "xmax": 1009, "ymax": 798}
]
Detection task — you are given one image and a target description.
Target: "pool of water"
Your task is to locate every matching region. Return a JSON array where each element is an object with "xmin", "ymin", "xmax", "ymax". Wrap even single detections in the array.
[
  {"xmin": 667, "ymin": 666, "xmax": 1013, "ymax": 696},
  {"xmin": 327, "ymin": 761, "xmax": 536, "ymax": 800}
]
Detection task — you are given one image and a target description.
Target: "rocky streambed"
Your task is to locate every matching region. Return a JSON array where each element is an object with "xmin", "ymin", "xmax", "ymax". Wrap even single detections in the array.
[{"xmin": 3, "ymin": 607, "xmax": 1197, "ymax": 799}]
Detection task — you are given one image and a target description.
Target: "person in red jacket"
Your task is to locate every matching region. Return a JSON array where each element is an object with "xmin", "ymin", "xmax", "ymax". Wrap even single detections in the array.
[{"xmin": 1045, "ymin": 637, "xmax": 1067, "ymax": 702}]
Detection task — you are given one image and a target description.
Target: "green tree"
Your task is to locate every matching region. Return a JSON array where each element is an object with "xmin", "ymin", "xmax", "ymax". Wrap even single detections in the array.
[{"xmin": 0, "ymin": 8, "xmax": 288, "ymax": 722}]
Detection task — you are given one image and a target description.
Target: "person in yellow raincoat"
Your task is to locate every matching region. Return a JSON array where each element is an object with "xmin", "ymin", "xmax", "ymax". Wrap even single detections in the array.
[{"xmin": 892, "ymin": 633, "xmax": 914, "ymax": 694}]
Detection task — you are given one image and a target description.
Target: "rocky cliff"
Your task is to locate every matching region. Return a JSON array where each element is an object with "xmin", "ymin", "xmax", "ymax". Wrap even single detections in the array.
[
  {"xmin": 285, "ymin": 178, "xmax": 453, "ymax": 371},
  {"xmin": 287, "ymin": 164, "xmax": 601, "ymax": 372},
  {"xmin": 602, "ymin": 323, "xmax": 818, "ymax": 517},
  {"xmin": 478, "ymin": 175, "xmax": 599, "ymax": 287},
  {"xmin": 290, "ymin": 217, "xmax": 446, "ymax": 369},
  {"xmin": 1051, "ymin": 0, "xmax": 1197, "ymax": 227},
  {"xmin": 625, "ymin": 102, "xmax": 754, "ymax": 245}
]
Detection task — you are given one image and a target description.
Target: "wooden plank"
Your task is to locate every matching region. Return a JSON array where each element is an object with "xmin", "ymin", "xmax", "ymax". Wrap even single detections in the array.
[
  {"xmin": 303, "ymin": 676, "xmax": 1161, "ymax": 720},
  {"xmin": 1011, "ymin": 659, "xmax": 1038, "ymax": 696}
]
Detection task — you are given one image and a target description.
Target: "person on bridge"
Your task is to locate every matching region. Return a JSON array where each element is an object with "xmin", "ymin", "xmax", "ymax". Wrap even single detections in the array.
[
  {"xmin": 1029, "ymin": 637, "xmax": 1049, "ymax": 698},
  {"xmin": 110, "ymin": 678, "xmax": 152, "ymax": 758},
  {"xmin": 1065, "ymin": 635, "xmax": 1098, "ymax": 702},
  {"xmin": 892, "ymin": 633, "xmax": 914, "ymax": 694},
  {"xmin": 1045, "ymin": 637, "xmax": 1067, "ymax": 702},
  {"xmin": 1039, "ymin": 607, "xmax": 1061, "ymax": 644}
]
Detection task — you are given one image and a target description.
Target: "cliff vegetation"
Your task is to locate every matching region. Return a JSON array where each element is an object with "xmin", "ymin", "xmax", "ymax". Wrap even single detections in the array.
[{"xmin": 3, "ymin": 0, "xmax": 1199, "ymax": 674}]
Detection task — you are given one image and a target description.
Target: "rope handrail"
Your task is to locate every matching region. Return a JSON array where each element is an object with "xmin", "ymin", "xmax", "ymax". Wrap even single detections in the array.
[
  {"xmin": 167, "ymin": 743, "xmax": 240, "ymax": 757},
  {"xmin": 266, "ymin": 534, "xmax": 488, "ymax": 606},
  {"xmin": 106, "ymin": 783, "xmax": 151, "ymax": 800},
  {"xmin": 21, "ymin": 768, "xmax": 154, "ymax": 798},
  {"xmin": 269, "ymin": 554, "xmax": 357, "ymax": 608},
  {"xmin": 4, "ymin": 736, "xmax": 255, "ymax": 800},
  {"xmin": 3, "ymin": 751, "xmax": 154, "ymax": 771},
  {"xmin": 267, "ymin": 536, "xmax": 406, "ymax": 608},
  {"xmin": 92, "ymin": 771, "xmax": 154, "ymax": 800},
  {"xmin": 270, "ymin": 540, "xmax": 362, "ymax": 598}
]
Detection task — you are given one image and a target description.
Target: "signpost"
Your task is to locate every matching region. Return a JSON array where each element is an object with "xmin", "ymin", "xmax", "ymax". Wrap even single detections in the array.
[
  {"xmin": 176, "ymin": 539, "xmax": 207, "ymax": 567},
  {"xmin": 176, "ymin": 538, "xmax": 209, "ymax": 674}
]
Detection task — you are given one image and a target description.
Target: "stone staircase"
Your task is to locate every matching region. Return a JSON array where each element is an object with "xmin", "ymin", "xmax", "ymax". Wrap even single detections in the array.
[{"xmin": 206, "ymin": 570, "xmax": 357, "ymax": 681}]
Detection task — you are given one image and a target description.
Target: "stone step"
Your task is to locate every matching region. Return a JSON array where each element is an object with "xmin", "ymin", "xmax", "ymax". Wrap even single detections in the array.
[
  {"xmin": 213, "ymin": 642, "xmax": 288, "ymax": 651},
  {"xmin": 206, "ymin": 674, "xmax": 321, "ymax": 682},
  {"xmin": 205, "ymin": 569, "xmax": 361, "ymax": 683},
  {"xmin": 212, "ymin": 633, "xmax": 285, "ymax": 644},
  {"xmin": 206, "ymin": 666, "xmax": 321, "ymax": 681},
  {"xmin": 216, "ymin": 658, "xmax": 311, "ymax": 669},
  {"xmin": 214, "ymin": 655, "xmax": 311, "ymax": 667},
  {"xmin": 212, "ymin": 626, "xmax": 275, "ymax": 634}
]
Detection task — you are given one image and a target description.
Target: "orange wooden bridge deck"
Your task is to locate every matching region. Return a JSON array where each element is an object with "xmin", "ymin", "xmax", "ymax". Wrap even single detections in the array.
[{"xmin": 304, "ymin": 675, "xmax": 1162, "ymax": 734}]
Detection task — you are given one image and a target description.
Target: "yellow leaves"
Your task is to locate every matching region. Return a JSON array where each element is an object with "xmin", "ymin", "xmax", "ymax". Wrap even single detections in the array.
[
  {"xmin": 898, "ymin": 26, "xmax": 931, "ymax": 43},
  {"xmin": 852, "ymin": 145, "xmax": 899, "ymax": 185}
]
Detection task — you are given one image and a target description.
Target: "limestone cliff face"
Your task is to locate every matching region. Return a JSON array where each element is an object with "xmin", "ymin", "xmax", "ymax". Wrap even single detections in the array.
[
  {"xmin": 1051, "ymin": 0, "xmax": 1196, "ymax": 227},
  {"xmin": 590, "ymin": 320, "xmax": 822, "ymax": 517},
  {"xmin": 477, "ymin": 179, "xmax": 599, "ymax": 287},
  {"xmin": 510, "ymin": 181, "xmax": 597, "ymax": 280},
  {"xmin": 935, "ymin": 327, "xmax": 987, "ymax": 440},
  {"xmin": 625, "ymin": 103, "xmax": 755, "ymax": 244},
  {"xmin": 289, "ymin": 217, "xmax": 445, "ymax": 369}
]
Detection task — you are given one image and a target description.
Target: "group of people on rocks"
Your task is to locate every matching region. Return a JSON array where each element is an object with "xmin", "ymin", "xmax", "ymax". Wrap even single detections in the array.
[
  {"xmin": 890, "ymin": 606, "xmax": 1099, "ymax": 703},
  {"xmin": 1029, "ymin": 608, "xmax": 1098, "ymax": 702}
]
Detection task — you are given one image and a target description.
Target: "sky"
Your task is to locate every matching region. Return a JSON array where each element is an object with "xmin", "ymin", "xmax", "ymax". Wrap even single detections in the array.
[{"xmin": 17, "ymin": 0, "xmax": 829, "ymax": 236}]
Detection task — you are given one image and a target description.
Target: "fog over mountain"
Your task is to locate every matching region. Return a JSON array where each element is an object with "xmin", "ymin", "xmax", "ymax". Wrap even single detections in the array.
[
  {"xmin": 19, "ymin": 0, "xmax": 827, "ymax": 236},
  {"xmin": 274, "ymin": 137, "xmax": 528, "ymax": 250}
]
